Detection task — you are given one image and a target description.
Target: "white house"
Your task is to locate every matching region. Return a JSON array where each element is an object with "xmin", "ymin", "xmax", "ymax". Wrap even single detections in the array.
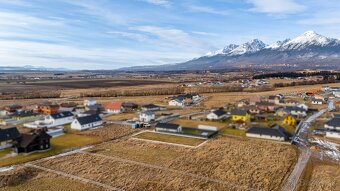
[
  {"xmin": 324, "ymin": 117, "xmax": 340, "ymax": 139},
  {"xmin": 105, "ymin": 102, "xmax": 124, "ymax": 114},
  {"xmin": 138, "ymin": 111, "xmax": 155, "ymax": 122},
  {"xmin": 84, "ymin": 99, "xmax": 97, "ymax": 107},
  {"xmin": 334, "ymin": 91, "xmax": 340, "ymax": 98},
  {"xmin": 44, "ymin": 111, "xmax": 74, "ymax": 127},
  {"xmin": 71, "ymin": 114, "xmax": 103, "ymax": 131},
  {"xmin": 207, "ymin": 109, "xmax": 227, "ymax": 120},
  {"xmin": 325, "ymin": 131, "xmax": 340, "ymax": 139},
  {"xmin": 169, "ymin": 98, "xmax": 185, "ymax": 107},
  {"xmin": 297, "ymin": 103, "xmax": 309, "ymax": 111},
  {"xmin": 311, "ymin": 99, "xmax": 323, "ymax": 105}
]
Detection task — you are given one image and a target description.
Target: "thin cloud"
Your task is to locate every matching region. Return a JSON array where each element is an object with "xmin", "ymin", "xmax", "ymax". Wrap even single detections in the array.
[
  {"xmin": 247, "ymin": 0, "xmax": 306, "ymax": 14},
  {"xmin": 141, "ymin": 0, "xmax": 171, "ymax": 7},
  {"xmin": 298, "ymin": 11, "xmax": 340, "ymax": 25},
  {"xmin": 188, "ymin": 5, "xmax": 230, "ymax": 16}
]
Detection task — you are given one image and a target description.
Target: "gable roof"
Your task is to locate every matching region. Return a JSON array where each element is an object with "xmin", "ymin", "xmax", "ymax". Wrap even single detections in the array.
[
  {"xmin": 0, "ymin": 127, "xmax": 21, "ymax": 142},
  {"xmin": 76, "ymin": 114, "xmax": 102, "ymax": 125},
  {"xmin": 212, "ymin": 109, "xmax": 226, "ymax": 117},
  {"xmin": 140, "ymin": 111, "xmax": 154, "ymax": 115},
  {"xmin": 142, "ymin": 104, "xmax": 160, "ymax": 109},
  {"xmin": 285, "ymin": 106, "xmax": 307, "ymax": 112},
  {"xmin": 18, "ymin": 131, "xmax": 51, "ymax": 148},
  {"xmin": 105, "ymin": 102, "xmax": 123, "ymax": 110},
  {"xmin": 246, "ymin": 125, "xmax": 291, "ymax": 138},
  {"xmin": 231, "ymin": 109, "xmax": 248, "ymax": 116},
  {"xmin": 50, "ymin": 111, "xmax": 73, "ymax": 119},
  {"xmin": 155, "ymin": 123, "xmax": 180, "ymax": 130},
  {"xmin": 326, "ymin": 117, "xmax": 340, "ymax": 127}
]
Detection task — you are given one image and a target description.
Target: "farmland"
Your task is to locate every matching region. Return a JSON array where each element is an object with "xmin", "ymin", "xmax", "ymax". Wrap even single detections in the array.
[{"xmin": 0, "ymin": 136, "xmax": 297, "ymax": 191}]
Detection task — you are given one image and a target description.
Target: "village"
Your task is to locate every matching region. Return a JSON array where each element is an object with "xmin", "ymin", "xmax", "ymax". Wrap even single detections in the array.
[{"xmin": 0, "ymin": 81, "xmax": 340, "ymax": 190}]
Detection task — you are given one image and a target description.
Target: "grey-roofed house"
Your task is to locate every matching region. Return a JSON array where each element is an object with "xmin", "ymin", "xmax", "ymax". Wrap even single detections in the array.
[
  {"xmin": 207, "ymin": 109, "xmax": 227, "ymax": 120},
  {"xmin": 71, "ymin": 114, "xmax": 103, "ymax": 131},
  {"xmin": 325, "ymin": 117, "xmax": 340, "ymax": 139},
  {"xmin": 246, "ymin": 125, "xmax": 292, "ymax": 141},
  {"xmin": 44, "ymin": 111, "xmax": 74, "ymax": 127},
  {"xmin": 155, "ymin": 123, "xmax": 182, "ymax": 133},
  {"xmin": 283, "ymin": 106, "xmax": 307, "ymax": 117},
  {"xmin": 0, "ymin": 127, "xmax": 21, "ymax": 150},
  {"xmin": 141, "ymin": 104, "xmax": 161, "ymax": 111}
]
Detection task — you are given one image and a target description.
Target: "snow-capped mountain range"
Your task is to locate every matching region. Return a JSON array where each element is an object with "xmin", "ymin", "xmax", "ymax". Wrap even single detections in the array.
[
  {"xmin": 206, "ymin": 31, "xmax": 339, "ymax": 57},
  {"xmin": 120, "ymin": 31, "xmax": 340, "ymax": 71}
]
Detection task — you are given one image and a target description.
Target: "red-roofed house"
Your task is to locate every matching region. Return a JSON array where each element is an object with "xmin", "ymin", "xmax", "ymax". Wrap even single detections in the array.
[{"xmin": 105, "ymin": 102, "xmax": 125, "ymax": 114}]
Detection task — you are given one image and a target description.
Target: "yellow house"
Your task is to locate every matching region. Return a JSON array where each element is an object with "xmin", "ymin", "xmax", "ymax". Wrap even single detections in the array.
[
  {"xmin": 283, "ymin": 115, "xmax": 296, "ymax": 126},
  {"xmin": 231, "ymin": 109, "xmax": 250, "ymax": 122}
]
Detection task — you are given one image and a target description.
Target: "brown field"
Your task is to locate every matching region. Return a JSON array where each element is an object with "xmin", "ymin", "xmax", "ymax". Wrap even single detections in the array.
[
  {"xmin": 10, "ymin": 136, "xmax": 298, "ymax": 191},
  {"xmin": 0, "ymin": 167, "xmax": 103, "ymax": 191},
  {"xmin": 306, "ymin": 163, "xmax": 340, "ymax": 191},
  {"xmin": 133, "ymin": 131, "xmax": 206, "ymax": 146}
]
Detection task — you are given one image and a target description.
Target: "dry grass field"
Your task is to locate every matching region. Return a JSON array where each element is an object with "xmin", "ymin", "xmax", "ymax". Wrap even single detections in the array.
[
  {"xmin": 306, "ymin": 163, "xmax": 340, "ymax": 191},
  {"xmin": 0, "ymin": 167, "xmax": 103, "ymax": 191},
  {"xmin": 5, "ymin": 136, "xmax": 297, "ymax": 191},
  {"xmin": 133, "ymin": 131, "xmax": 206, "ymax": 146}
]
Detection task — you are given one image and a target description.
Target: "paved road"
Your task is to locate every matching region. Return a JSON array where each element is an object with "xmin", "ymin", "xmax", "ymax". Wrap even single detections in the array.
[{"xmin": 282, "ymin": 100, "xmax": 334, "ymax": 191}]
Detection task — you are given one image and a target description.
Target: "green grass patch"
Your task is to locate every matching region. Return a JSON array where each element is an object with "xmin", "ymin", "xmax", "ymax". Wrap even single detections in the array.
[
  {"xmin": 0, "ymin": 133, "xmax": 100, "ymax": 167},
  {"xmin": 0, "ymin": 148, "xmax": 12, "ymax": 158},
  {"xmin": 220, "ymin": 128, "xmax": 246, "ymax": 137},
  {"xmin": 134, "ymin": 132, "xmax": 205, "ymax": 146}
]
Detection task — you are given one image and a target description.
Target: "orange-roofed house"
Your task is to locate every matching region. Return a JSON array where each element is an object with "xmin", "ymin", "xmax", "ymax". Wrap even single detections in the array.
[
  {"xmin": 336, "ymin": 101, "xmax": 340, "ymax": 109},
  {"xmin": 105, "ymin": 102, "xmax": 125, "ymax": 114},
  {"xmin": 36, "ymin": 102, "xmax": 59, "ymax": 115}
]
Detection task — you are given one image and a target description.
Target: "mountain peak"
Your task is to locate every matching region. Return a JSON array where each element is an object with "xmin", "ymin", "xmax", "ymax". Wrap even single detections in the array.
[
  {"xmin": 302, "ymin": 30, "xmax": 319, "ymax": 37},
  {"xmin": 228, "ymin": 39, "xmax": 266, "ymax": 56}
]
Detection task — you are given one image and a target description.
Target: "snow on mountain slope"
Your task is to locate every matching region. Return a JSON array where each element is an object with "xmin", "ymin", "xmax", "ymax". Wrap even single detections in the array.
[
  {"xmin": 281, "ymin": 31, "xmax": 337, "ymax": 50},
  {"xmin": 205, "ymin": 44, "xmax": 238, "ymax": 56},
  {"xmin": 266, "ymin": 39, "xmax": 290, "ymax": 49},
  {"xmin": 228, "ymin": 39, "xmax": 266, "ymax": 55}
]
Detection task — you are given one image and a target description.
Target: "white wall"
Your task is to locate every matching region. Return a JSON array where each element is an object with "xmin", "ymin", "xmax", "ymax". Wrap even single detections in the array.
[
  {"xmin": 246, "ymin": 133, "xmax": 285, "ymax": 141},
  {"xmin": 326, "ymin": 131, "xmax": 340, "ymax": 139}
]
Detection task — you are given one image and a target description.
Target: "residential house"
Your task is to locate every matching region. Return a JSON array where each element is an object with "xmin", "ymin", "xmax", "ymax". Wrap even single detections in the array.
[
  {"xmin": 207, "ymin": 109, "xmax": 227, "ymax": 120},
  {"xmin": 36, "ymin": 102, "xmax": 59, "ymax": 115},
  {"xmin": 256, "ymin": 102, "xmax": 277, "ymax": 112},
  {"xmin": 324, "ymin": 117, "xmax": 340, "ymax": 139},
  {"xmin": 155, "ymin": 123, "xmax": 182, "ymax": 133},
  {"xmin": 4, "ymin": 104, "xmax": 23, "ymax": 113},
  {"xmin": 169, "ymin": 97, "xmax": 185, "ymax": 107},
  {"xmin": 138, "ymin": 111, "xmax": 155, "ymax": 122},
  {"xmin": 283, "ymin": 115, "xmax": 297, "ymax": 126},
  {"xmin": 311, "ymin": 98, "xmax": 323, "ymax": 105},
  {"xmin": 44, "ymin": 111, "xmax": 74, "ymax": 127},
  {"xmin": 280, "ymin": 99, "xmax": 299, "ymax": 107},
  {"xmin": 122, "ymin": 102, "xmax": 138, "ymax": 111},
  {"xmin": 297, "ymin": 103, "xmax": 308, "ymax": 111},
  {"xmin": 105, "ymin": 102, "xmax": 125, "ymax": 114},
  {"xmin": 71, "ymin": 114, "xmax": 103, "ymax": 131},
  {"xmin": 10, "ymin": 110, "xmax": 39, "ymax": 121},
  {"xmin": 230, "ymin": 109, "xmax": 250, "ymax": 122},
  {"xmin": 334, "ymin": 91, "xmax": 340, "ymax": 98},
  {"xmin": 59, "ymin": 102, "xmax": 77, "ymax": 112},
  {"xmin": 141, "ymin": 104, "xmax": 161, "ymax": 111},
  {"xmin": 268, "ymin": 96, "xmax": 281, "ymax": 105},
  {"xmin": 247, "ymin": 105, "xmax": 260, "ymax": 114},
  {"xmin": 246, "ymin": 125, "xmax": 292, "ymax": 141},
  {"xmin": 237, "ymin": 99, "xmax": 249, "ymax": 108},
  {"xmin": 283, "ymin": 106, "xmax": 307, "ymax": 117},
  {"xmin": 14, "ymin": 129, "xmax": 51, "ymax": 153},
  {"xmin": 0, "ymin": 127, "xmax": 21, "ymax": 150},
  {"xmin": 84, "ymin": 98, "xmax": 97, "ymax": 107}
]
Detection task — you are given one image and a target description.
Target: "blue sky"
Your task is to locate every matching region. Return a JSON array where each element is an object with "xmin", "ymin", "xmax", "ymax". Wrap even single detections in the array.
[{"xmin": 0, "ymin": 0, "xmax": 339, "ymax": 70}]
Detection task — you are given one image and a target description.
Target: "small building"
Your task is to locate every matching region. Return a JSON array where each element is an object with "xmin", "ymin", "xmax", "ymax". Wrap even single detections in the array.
[
  {"xmin": 230, "ymin": 109, "xmax": 250, "ymax": 122},
  {"xmin": 311, "ymin": 98, "xmax": 323, "ymax": 105},
  {"xmin": 207, "ymin": 109, "xmax": 227, "ymax": 120},
  {"xmin": 247, "ymin": 105, "xmax": 260, "ymax": 114},
  {"xmin": 141, "ymin": 104, "xmax": 161, "ymax": 111},
  {"xmin": 283, "ymin": 115, "xmax": 297, "ymax": 126},
  {"xmin": 155, "ymin": 123, "xmax": 182, "ymax": 133},
  {"xmin": 36, "ymin": 102, "xmax": 59, "ymax": 115},
  {"xmin": 10, "ymin": 110, "xmax": 39, "ymax": 121},
  {"xmin": 246, "ymin": 125, "xmax": 292, "ymax": 141},
  {"xmin": 268, "ymin": 95, "xmax": 281, "ymax": 105},
  {"xmin": 0, "ymin": 127, "xmax": 21, "ymax": 150},
  {"xmin": 15, "ymin": 129, "xmax": 51, "ymax": 153},
  {"xmin": 256, "ymin": 102, "xmax": 277, "ymax": 112},
  {"xmin": 44, "ymin": 111, "xmax": 74, "ymax": 127},
  {"xmin": 138, "ymin": 111, "xmax": 155, "ymax": 122},
  {"xmin": 84, "ymin": 98, "xmax": 97, "ymax": 107},
  {"xmin": 122, "ymin": 102, "xmax": 138, "ymax": 111},
  {"xmin": 169, "ymin": 98, "xmax": 185, "ymax": 107},
  {"xmin": 71, "ymin": 114, "xmax": 103, "ymax": 131},
  {"xmin": 283, "ymin": 106, "xmax": 307, "ymax": 117},
  {"xmin": 4, "ymin": 104, "xmax": 23, "ymax": 113},
  {"xmin": 105, "ymin": 102, "xmax": 125, "ymax": 114},
  {"xmin": 324, "ymin": 117, "xmax": 340, "ymax": 139}
]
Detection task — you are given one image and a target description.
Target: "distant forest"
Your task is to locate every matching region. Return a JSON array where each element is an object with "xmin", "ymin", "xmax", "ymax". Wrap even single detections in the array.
[{"xmin": 253, "ymin": 71, "xmax": 340, "ymax": 80}]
